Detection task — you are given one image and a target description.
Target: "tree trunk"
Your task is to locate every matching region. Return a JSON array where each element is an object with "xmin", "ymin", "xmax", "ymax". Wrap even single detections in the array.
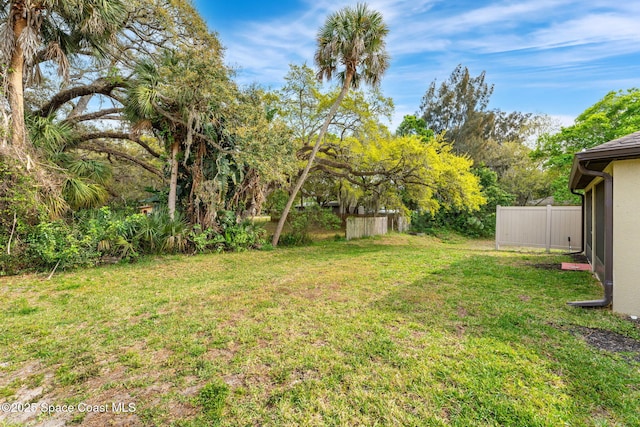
[
  {"xmin": 7, "ymin": 12, "xmax": 27, "ymax": 152},
  {"xmin": 168, "ymin": 141, "xmax": 180, "ymax": 219},
  {"xmin": 272, "ymin": 72, "xmax": 354, "ymax": 247}
]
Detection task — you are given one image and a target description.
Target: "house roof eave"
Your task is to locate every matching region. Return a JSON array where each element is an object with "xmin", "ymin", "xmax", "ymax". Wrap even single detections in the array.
[{"xmin": 569, "ymin": 131, "xmax": 640, "ymax": 191}]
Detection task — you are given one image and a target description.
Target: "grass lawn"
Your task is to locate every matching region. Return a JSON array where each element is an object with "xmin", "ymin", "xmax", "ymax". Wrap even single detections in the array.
[{"xmin": 1, "ymin": 234, "xmax": 639, "ymax": 426}]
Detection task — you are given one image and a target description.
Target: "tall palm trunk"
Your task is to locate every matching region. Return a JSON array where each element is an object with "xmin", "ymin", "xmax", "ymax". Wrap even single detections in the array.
[
  {"xmin": 168, "ymin": 141, "xmax": 180, "ymax": 219},
  {"xmin": 7, "ymin": 11, "xmax": 27, "ymax": 153},
  {"xmin": 272, "ymin": 71, "xmax": 354, "ymax": 247}
]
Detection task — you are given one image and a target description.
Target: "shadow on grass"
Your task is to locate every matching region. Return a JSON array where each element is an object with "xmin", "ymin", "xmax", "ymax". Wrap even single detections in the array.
[{"xmin": 369, "ymin": 253, "xmax": 640, "ymax": 426}]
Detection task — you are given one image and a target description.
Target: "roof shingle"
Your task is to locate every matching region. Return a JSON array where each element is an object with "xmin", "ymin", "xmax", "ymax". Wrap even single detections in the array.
[{"xmin": 569, "ymin": 130, "xmax": 640, "ymax": 190}]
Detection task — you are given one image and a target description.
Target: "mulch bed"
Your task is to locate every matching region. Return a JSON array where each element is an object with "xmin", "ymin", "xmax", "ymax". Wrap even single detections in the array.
[{"xmin": 570, "ymin": 325, "xmax": 640, "ymax": 362}]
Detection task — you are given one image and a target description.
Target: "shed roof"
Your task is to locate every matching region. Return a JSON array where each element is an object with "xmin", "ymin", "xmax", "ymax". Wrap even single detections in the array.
[{"xmin": 569, "ymin": 131, "xmax": 640, "ymax": 190}]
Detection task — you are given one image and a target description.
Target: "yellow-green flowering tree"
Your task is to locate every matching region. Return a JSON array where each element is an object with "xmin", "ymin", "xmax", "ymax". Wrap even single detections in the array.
[{"xmin": 315, "ymin": 132, "xmax": 485, "ymax": 216}]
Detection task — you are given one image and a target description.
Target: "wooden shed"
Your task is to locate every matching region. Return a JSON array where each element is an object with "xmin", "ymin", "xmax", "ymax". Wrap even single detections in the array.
[{"xmin": 569, "ymin": 131, "xmax": 640, "ymax": 316}]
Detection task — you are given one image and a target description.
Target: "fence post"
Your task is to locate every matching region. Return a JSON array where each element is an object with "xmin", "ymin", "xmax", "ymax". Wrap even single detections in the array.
[
  {"xmin": 545, "ymin": 204, "xmax": 552, "ymax": 253},
  {"xmin": 495, "ymin": 205, "xmax": 501, "ymax": 250}
]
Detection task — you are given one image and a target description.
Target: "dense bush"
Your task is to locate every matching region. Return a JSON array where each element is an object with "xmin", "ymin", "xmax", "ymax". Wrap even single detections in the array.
[
  {"xmin": 279, "ymin": 206, "xmax": 341, "ymax": 246},
  {"xmin": 0, "ymin": 156, "xmax": 49, "ymax": 274},
  {"xmin": 26, "ymin": 220, "xmax": 98, "ymax": 270},
  {"xmin": 411, "ymin": 167, "xmax": 515, "ymax": 238},
  {"xmin": 190, "ymin": 210, "xmax": 266, "ymax": 253},
  {"xmin": 264, "ymin": 189, "xmax": 289, "ymax": 217},
  {"xmin": 1, "ymin": 206, "xmax": 267, "ymax": 275}
]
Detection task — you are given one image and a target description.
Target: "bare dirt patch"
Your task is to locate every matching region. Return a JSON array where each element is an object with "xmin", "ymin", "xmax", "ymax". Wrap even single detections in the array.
[
  {"xmin": 529, "ymin": 262, "xmax": 563, "ymax": 270},
  {"xmin": 570, "ymin": 253, "xmax": 589, "ymax": 263},
  {"xmin": 571, "ymin": 326, "xmax": 640, "ymax": 362},
  {"xmin": 528, "ymin": 254, "xmax": 590, "ymax": 271}
]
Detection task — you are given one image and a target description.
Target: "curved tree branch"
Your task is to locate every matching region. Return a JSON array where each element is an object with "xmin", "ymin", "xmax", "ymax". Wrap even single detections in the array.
[
  {"xmin": 82, "ymin": 143, "xmax": 163, "ymax": 179},
  {"xmin": 75, "ymin": 131, "xmax": 162, "ymax": 158},
  {"xmin": 311, "ymin": 164, "xmax": 381, "ymax": 188},
  {"xmin": 35, "ymin": 78, "xmax": 126, "ymax": 118},
  {"xmin": 64, "ymin": 108, "xmax": 124, "ymax": 124}
]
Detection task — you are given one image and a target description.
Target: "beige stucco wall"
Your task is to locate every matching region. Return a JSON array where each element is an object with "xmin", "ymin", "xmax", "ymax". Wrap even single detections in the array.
[{"xmin": 612, "ymin": 159, "xmax": 640, "ymax": 316}]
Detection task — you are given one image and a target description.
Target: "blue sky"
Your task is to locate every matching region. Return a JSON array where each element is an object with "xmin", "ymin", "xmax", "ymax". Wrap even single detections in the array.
[{"xmin": 193, "ymin": 0, "xmax": 640, "ymax": 130}]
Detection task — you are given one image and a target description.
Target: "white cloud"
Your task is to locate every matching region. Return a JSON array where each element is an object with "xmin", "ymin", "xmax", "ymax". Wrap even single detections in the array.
[
  {"xmin": 210, "ymin": 0, "xmax": 640, "ymax": 121},
  {"xmin": 528, "ymin": 13, "xmax": 640, "ymax": 48},
  {"xmin": 379, "ymin": 0, "xmax": 640, "ymax": 69}
]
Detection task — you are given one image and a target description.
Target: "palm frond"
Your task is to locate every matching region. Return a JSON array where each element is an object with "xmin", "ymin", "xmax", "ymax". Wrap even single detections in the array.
[
  {"xmin": 17, "ymin": 24, "xmax": 40, "ymax": 66},
  {"xmin": 314, "ymin": 3, "xmax": 389, "ymax": 88},
  {"xmin": 26, "ymin": 115, "xmax": 73, "ymax": 154},
  {"xmin": 125, "ymin": 60, "xmax": 161, "ymax": 120},
  {"xmin": 63, "ymin": 177, "xmax": 108, "ymax": 210},
  {"xmin": 0, "ymin": 21, "xmax": 15, "ymax": 64},
  {"xmin": 40, "ymin": 190, "xmax": 70, "ymax": 220},
  {"xmin": 67, "ymin": 158, "xmax": 112, "ymax": 185},
  {"xmin": 43, "ymin": 41, "xmax": 70, "ymax": 80},
  {"xmin": 0, "ymin": 2, "xmax": 9, "ymax": 19}
]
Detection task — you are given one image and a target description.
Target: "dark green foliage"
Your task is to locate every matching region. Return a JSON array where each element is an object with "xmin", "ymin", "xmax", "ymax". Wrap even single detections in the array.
[
  {"xmin": 265, "ymin": 189, "xmax": 289, "ymax": 216},
  {"xmin": 419, "ymin": 64, "xmax": 494, "ymax": 158},
  {"xmin": 411, "ymin": 166, "xmax": 514, "ymax": 237},
  {"xmin": 418, "ymin": 65, "xmax": 538, "ymax": 172},
  {"xmin": 1, "ymin": 206, "xmax": 267, "ymax": 275},
  {"xmin": 0, "ymin": 156, "xmax": 49, "ymax": 274},
  {"xmin": 279, "ymin": 206, "xmax": 341, "ymax": 246},
  {"xmin": 190, "ymin": 210, "xmax": 266, "ymax": 253},
  {"xmin": 533, "ymin": 88, "xmax": 640, "ymax": 203}
]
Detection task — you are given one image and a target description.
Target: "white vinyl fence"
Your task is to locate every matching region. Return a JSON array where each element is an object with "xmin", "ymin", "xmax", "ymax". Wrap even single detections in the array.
[{"xmin": 495, "ymin": 205, "xmax": 582, "ymax": 252}]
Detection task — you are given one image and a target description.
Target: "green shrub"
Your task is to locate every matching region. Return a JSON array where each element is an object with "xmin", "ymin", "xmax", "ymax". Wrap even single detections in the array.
[
  {"xmin": 2, "ymin": 202, "xmax": 270, "ymax": 274},
  {"xmin": 280, "ymin": 206, "xmax": 341, "ymax": 246},
  {"xmin": 26, "ymin": 220, "xmax": 98, "ymax": 270},
  {"xmin": 77, "ymin": 206, "xmax": 145, "ymax": 260},
  {"xmin": 189, "ymin": 224, "xmax": 215, "ymax": 253},
  {"xmin": 411, "ymin": 167, "xmax": 515, "ymax": 238},
  {"xmin": 133, "ymin": 208, "xmax": 189, "ymax": 254},
  {"xmin": 158, "ymin": 212, "xmax": 190, "ymax": 253},
  {"xmin": 0, "ymin": 156, "xmax": 46, "ymax": 274},
  {"xmin": 190, "ymin": 211, "xmax": 266, "ymax": 253}
]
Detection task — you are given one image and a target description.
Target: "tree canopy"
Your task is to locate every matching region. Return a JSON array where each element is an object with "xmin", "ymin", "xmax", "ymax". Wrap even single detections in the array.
[
  {"xmin": 274, "ymin": 64, "xmax": 484, "ymax": 220},
  {"xmin": 416, "ymin": 64, "xmax": 551, "ymax": 206},
  {"xmin": 533, "ymin": 88, "xmax": 640, "ymax": 203},
  {"xmin": 418, "ymin": 64, "xmax": 541, "ymax": 162},
  {"xmin": 272, "ymin": 2, "xmax": 390, "ymax": 246}
]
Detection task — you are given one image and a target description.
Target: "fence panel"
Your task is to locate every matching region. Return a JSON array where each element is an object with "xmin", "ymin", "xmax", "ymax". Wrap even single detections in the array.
[
  {"xmin": 346, "ymin": 217, "xmax": 388, "ymax": 240},
  {"xmin": 387, "ymin": 215, "xmax": 409, "ymax": 233},
  {"xmin": 496, "ymin": 205, "xmax": 582, "ymax": 252}
]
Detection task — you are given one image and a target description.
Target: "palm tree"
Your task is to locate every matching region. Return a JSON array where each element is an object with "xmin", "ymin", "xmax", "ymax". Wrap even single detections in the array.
[
  {"xmin": 125, "ymin": 57, "xmax": 181, "ymax": 218},
  {"xmin": 1, "ymin": 0, "xmax": 126, "ymax": 153},
  {"xmin": 272, "ymin": 3, "xmax": 389, "ymax": 246},
  {"xmin": 125, "ymin": 47, "xmax": 236, "ymax": 222}
]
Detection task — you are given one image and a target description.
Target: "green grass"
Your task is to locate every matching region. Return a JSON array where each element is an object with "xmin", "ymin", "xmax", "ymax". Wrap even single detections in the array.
[{"xmin": 1, "ymin": 234, "xmax": 639, "ymax": 426}]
